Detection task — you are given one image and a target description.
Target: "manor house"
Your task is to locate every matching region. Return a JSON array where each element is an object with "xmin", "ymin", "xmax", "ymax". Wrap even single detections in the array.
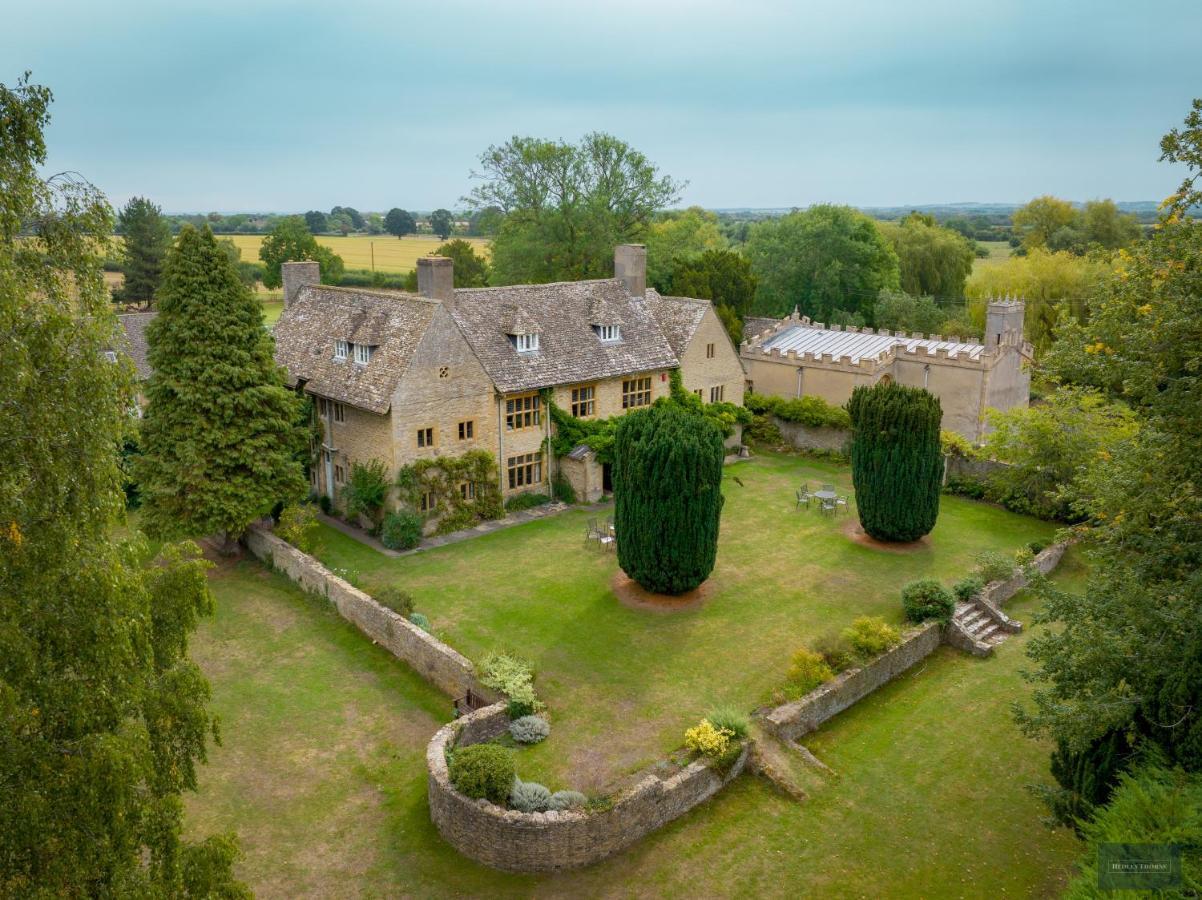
[
  {"xmin": 740, "ymin": 300, "xmax": 1031, "ymax": 441},
  {"xmin": 271, "ymin": 245, "xmax": 745, "ymax": 519}
]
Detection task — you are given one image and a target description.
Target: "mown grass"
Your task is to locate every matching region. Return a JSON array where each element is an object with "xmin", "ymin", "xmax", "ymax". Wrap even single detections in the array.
[
  {"xmin": 309, "ymin": 451, "xmax": 1057, "ymax": 791},
  {"xmin": 186, "ymin": 540, "xmax": 1084, "ymax": 897},
  {"xmin": 223, "ymin": 233, "xmax": 490, "ymax": 275}
]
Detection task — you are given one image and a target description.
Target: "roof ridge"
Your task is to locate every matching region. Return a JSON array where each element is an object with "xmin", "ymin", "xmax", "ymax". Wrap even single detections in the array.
[
  {"xmin": 453, "ymin": 277, "xmax": 619, "ymax": 294},
  {"xmin": 307, "ymin": 284, "xmax": 439, "ymax": 304}
]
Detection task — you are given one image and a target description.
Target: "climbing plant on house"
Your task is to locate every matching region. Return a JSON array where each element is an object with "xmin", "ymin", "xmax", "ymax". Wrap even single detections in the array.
[
  {"xmin": 847, "ymin": 382, "xmax": 943, "ymax": 542},
  {"xmin": 395, "ymin": 450, "xmax": 503, "ymax": 534},
  {"xmin": 613, "ymin": 403, "xmax": 725, "ymax": 594}
]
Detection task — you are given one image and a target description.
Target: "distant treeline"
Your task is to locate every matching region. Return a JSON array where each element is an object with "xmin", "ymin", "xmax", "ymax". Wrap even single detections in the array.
[{"xmin": 135, "ymin": 207, "xmax": 498, "ymax": 237}]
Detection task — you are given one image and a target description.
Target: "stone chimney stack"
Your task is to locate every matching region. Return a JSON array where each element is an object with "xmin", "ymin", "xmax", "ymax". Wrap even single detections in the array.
[
  {"xmin": 417, "ymin": 256, "xmax": 454, "ymax": 302},
  {"xmin": 985, "ymin": 297, "xmax": 1026, "ymax": 348},
  {"xmin": 282, "ymin": 260, "xmax": 320, "ymax": 308},
  {"xmin": 614, "ymin": 244, "xmax": 646, "ymax": 297}
]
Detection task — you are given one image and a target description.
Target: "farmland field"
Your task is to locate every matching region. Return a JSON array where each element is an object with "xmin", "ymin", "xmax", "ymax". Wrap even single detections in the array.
[{"xmin": 223, "ymin": 233, "xmax": 490, "ymax": 275}]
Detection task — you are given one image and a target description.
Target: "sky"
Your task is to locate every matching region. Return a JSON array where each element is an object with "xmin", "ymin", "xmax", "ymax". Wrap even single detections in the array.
[{"xmin": 5, "ymin": 0, "xmax": 1200, "ymax": 213}]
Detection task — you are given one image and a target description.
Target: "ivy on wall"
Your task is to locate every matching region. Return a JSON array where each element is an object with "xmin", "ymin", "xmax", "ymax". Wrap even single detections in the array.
[{"xmin": 395, "ymin": 450, "xmax": 504, "ymax": 535}]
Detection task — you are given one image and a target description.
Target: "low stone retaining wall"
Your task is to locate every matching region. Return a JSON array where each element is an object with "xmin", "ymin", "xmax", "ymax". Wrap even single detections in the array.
[
  {"xmin": 244, "ymin": 524, "xmax": 486, "ymax": 699},
  {"xmin": 757, "ymin": 621, "xmax": 943, "ymax": 742},
  {"xmin": 980, "ymin": 541, "xmax": 1068, "ymax": 609},
  {"xmin": 773, "ymin": 418, "xmax": 850, "ymax": 453},
  {"xmin": 428, "ymin": 702, "xmax": 748, "ymax": 872}
]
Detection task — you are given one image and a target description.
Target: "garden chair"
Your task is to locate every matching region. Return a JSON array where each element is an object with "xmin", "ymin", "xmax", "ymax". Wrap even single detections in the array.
[
  {"xmin": 821, "ymin": 483, "xmax": 836, "ymax": 494},
  {"xmin": 796, "ymin": 486, "xmax": 812, "ymax": 509},
  {"xmin": 835, "ymin": 495, "xmax": 849, "ymax": 514},
  {"xmin": 585, "ymin": 518, "xmax": 602, "ymax": 544},
  {"xmin": 820, "ymin": 496, "xmax": 837, "ymax": 516}
]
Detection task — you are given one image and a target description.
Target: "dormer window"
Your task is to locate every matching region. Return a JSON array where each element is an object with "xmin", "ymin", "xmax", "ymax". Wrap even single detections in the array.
[
  {"xmin": 514, "ymin": 333, "xmax": 539, "ymax": 353},
  {"xmin": 595, "ymin": 324, "xmax": 622, "ymax": 343},
  {"xmin": 354, "ymin": 344, "xmax": 373, "ymax": 365},
  {"xmin": 334, "ymin": 339, "xmax": 349, "ymax": 360}
]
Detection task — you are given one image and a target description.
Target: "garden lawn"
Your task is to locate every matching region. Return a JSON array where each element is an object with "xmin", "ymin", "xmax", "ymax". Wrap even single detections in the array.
[
  {"xmin": 186, "ymin": 546, "xmax": 1084, "ymax": 897},
  {"xmin": 309, "ymin": 451, "xmax": 1057, "ymax": 791}
]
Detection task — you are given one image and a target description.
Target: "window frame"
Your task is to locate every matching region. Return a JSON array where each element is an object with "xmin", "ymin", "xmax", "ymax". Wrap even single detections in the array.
[
  {"xmin": 506, "ymin": 452, "xmax": 543, "ymax": 490},
  {"xmin": 459, "ymin": 481, "xmax": 476, "ymax": 501},
  {"xmin": 417, "ymin": 426, "xmax": 436, "ymax": 449},
  {"xmin": 419, "ymin": 490, "xmax": 437, "ymax": 513},
  {"xmin": 505, "ymin": 393, "xmax": 541, "ymax": 431},
  {"xmin": 514, "ymin": 333, "xmax": 539, "ymax": 353},
  {"xmin": 621, "ymin": 376, "xmax": 652, "ymax": 410},
  {"xmin": 710, "ymin": 385, "xmax": 725, "ymax": 403},
  {"xmin": 595, "ymin": 324, "xmax": 621, "ymax": 343},
  {"xmin": 570, "ymin": 384, "xmax": 596, "ymax": 418},
  {"xmin": 706, "ymin": 342, "xmax": 716, "ymax": 359},
  {"xmin": 457, "ymin": 419, "xmax": 475, "ymax": 441},
  {"xmin": 334, "ymin": 339, "xmax": 349, "ymax": 360},
  {"xmin": 353, "ymin": 343, "xmax": 373, "ymax": 365}
]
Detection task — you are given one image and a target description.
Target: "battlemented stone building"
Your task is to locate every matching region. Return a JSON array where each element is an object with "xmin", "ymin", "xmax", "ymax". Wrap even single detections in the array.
[
  {"xmin": 740, "ymin": 300, "xmax": 1031, "ymax": 441},
  {"xmin": 272, "ymin": 245, "xmax": 746, "ymax": 517}
]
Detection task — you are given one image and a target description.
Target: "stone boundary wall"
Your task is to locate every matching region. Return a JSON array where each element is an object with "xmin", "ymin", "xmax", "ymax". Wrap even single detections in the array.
[
  {"xmin": 944, "ymin": 455, "xmax": 1011, "ymax": 484},
  {"xmin": 980, "ymin": 540, "xmax": 1068, "ymax": 610},
  {"xmin": 427, "ymin": 702, "xmax": 748, "ymax": 872},
  {"xmin": 757, "ymin": 621, "xmax": 943, "ymax": 742},
  {"xmin": 244, "ymin": 524, "xmax": 487, "ymax": 699},
  {"xmin": 773, "ymin": 418, "xmax": 850, "ymax": 453}
]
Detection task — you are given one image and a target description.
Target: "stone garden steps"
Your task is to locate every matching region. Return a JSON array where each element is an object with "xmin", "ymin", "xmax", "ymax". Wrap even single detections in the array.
[{"xmin": 951, "ymin": 600, "xmax": 1013, "ymax": 654}]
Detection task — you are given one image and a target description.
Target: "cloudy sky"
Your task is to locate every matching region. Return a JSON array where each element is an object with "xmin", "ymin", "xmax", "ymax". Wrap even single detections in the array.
[{"xmin": 6, "ymin": 0, "xmax": 1199, "ymax": 212}]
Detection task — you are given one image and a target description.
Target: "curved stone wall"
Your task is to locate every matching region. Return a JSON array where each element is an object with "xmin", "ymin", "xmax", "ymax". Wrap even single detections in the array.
[{"xmin": 427, "ymin": 703, "xmax": 748, "ymax": 872}]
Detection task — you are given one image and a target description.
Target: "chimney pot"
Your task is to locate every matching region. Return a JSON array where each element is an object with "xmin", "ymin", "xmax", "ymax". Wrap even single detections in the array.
[
  {"xmin": 614, "ymin": 244, "xmax": 646, "ymax": 297},
  {"xmin": 417, "ymin": 256, "xmax": 454, "ymax": 302}
]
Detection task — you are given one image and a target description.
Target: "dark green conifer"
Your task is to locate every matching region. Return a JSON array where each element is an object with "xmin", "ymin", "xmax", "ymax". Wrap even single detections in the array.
[
  {"xmin": 137, "ymin": 225, "xmax": 306, "ymax": 547},
  {"xmin": 614, "ymin": 403, "xmax": 725, "ymax": 594},
  {"xmin": 847, "ymin": 382, "xmax": 943, "ymax": 542}
]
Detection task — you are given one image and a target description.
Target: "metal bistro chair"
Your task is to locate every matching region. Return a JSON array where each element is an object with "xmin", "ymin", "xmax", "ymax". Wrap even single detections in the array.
[
  {"xmin": 819, "ymin": 496, "xmax": 837, "ymax": 516},
  {"xmin": 835, "ymin": 494, "xmax": 850, "ymax": 514},
  {"xmin": 821, "ymin": 483, "xmax": 836, "ymax": 494},
  {"xmin": 585, "ymin": 518, "xmax": 603, "ymax": 544},
  {"xmin": 796, "ymin": 486, "xmax": 812, "ymax": 509}
]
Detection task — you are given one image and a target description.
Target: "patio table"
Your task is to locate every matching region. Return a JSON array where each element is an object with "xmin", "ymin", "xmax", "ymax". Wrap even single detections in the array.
[{"xmin": 813, "ymin": 489, "xmax": 838, "ymax": 502}]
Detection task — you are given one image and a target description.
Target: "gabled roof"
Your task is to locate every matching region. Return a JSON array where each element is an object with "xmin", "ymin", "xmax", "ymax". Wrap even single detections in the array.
[
  {"xmin": 272, "ymin": 285, "xmax": 439, "ymax": 414},
  {"xmin": 644, "ymin": 290, "xmax": 708, "ymax": 357},
  {"xmin": 448, "ymin": 279, "xmax": 678, "ymax": 393},
  {"xmin": 112, "ymin": 312, "xmax": 156, "ymax": 380}
]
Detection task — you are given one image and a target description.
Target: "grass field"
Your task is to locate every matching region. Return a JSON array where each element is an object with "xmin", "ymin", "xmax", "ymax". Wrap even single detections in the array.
[
  {"xmin": 185, "ymin": 542, "xmax": 1084, "ymax": 897},
  {"xmin": 223, "ymin": 233, "xmax": 490, "ymax": 275},
  {"xmin": 309, "ymin": 451, "xmax": 1056, "ymax": 791}
]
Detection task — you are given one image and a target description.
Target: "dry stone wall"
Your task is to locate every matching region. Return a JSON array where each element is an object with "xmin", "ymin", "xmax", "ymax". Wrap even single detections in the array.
[
  {"xmin": 980, "ymin": 541, "xmax": 1068, "ymax": 609},
  {"xmin": 244, "ymin": 524, "xmax": 486, "ymax": 699},
  {"xmin": 773, "ymin": 419, "xmax": 850, "ymax": 453},
  {"xmin": 428, "ymin": 702, "xmax": 748, "ymax": 872}
]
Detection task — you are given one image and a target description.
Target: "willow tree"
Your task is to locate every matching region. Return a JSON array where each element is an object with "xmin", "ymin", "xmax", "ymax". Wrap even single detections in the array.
[
  {"xmin": 847, "ymin": 382, "xmax": 943, "ymax": 542},
  {"xmin": 613, "ymin": 403, "xmax": 725, "ymax": 594}
]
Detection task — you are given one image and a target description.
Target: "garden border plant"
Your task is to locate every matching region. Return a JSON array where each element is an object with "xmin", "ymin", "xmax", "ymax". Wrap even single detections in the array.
[{"xmin": 395, "ymin": 450, "xmax": 503, "ymax": 535}]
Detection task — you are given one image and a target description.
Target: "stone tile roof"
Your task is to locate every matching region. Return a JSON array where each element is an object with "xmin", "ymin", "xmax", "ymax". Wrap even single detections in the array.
[
  {"xmin": 760, "ymin": 323, "xmax": 986, "ymax": 362},
  {"xmin": 743, "ymin": 317, "xmax": 779, "ymax": 341},
  {"xmin": 273, "ymin": 285, "xmax": 439, "ymax": 414},
  {"xmin": 449, "ymin": 279, "xmax": 679, "ymax": 394},
  {"xmin": 113, "ymin": 312, "xmax": 156, "ymax": 380},
  {"xmin": 644, "ymin": 290, "xmax": 708, "ymax": 357}
]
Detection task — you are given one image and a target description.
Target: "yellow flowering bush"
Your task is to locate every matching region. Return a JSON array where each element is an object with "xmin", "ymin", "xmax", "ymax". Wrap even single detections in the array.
[{"xmin": 684, "ymin": 718, "xmax": 733, "ymax": 757}]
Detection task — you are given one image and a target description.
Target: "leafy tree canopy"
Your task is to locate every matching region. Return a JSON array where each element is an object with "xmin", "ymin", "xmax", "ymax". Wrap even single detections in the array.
[
  {"xmin": 667, "ymin": 248, "xmax": 757, "ymax": 344},
  {"xmin": 303, "ymin": 209, "xmax": 327, "ymax": 233},
  {"xmin": 877, "ymin": 212, "xmax": 975, "ymax": 299},
  {"xmin": 138, "ymin": 225, "xmax": 307, "ymax": 546},
  {"xmin": 384, "ymin": 207, "xmax": 416, "ymax": 238},
  {"xmin": 116, "ymin": 195, "xmax": 172, "ymax": 306},
  {"xmin": 466, "ymin": 132, "xmax": 683, "ymax": 285},
  {"xmin": 258, "ymin": 215, "xmax": 345, "ymax": 288},
  {"xmin": 1013, "ymin": 195, "xmax": 1141, "ymax": 255},
  {"xmin": 873, "ymin": 289, "xmax": 950, "ymax": 336},
  {"xmin": 435, "ymin": 238, "xmax": 490, "ymax": 287},
  {"xmin": 745, "ymin": 204, "xmax": 900, "ymax": 324},
  {"xmin": 329, "ymin": 205, "xmax": 364, "ymax": 230},
  {"xmin": 644, "ymin": 206, "xmax": 726, "ymax": 291},
  {"xmin": 0, "ymin": 72, "xmax": 247, "ymax": 898},
  {"xmin": 429, "ymin": 208, "xmax": 454, "ymax": 240}
]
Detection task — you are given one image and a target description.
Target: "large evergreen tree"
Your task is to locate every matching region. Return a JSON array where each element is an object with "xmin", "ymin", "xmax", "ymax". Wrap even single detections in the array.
[
  {"xmin": 847, "ymin": 382, "xmax": 943, "ymax": 542},
  {"xmin": 0, "ymin": 74, "xmax": 246, "ymax": 897},
  {"xmin": 138, "ymin": 224, "xmax": 306, "ymax": 548},
  {"xmin": 117, "ymin": 195, "xmax": 172, "ymax": 307},
  {"xmin": 613, "ymin": 403, "xmax": 725, "ymax": 594}
]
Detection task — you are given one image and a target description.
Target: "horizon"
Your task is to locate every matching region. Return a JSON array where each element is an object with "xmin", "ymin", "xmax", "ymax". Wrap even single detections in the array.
[{"xmin": 7, "ymin": 0, "xmax": 1199, "ymax": 212}]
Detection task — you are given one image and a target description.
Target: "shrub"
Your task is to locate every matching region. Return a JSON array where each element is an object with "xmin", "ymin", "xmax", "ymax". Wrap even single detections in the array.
[
  {"xmin": 705, "ymin": 706, "xmax": 749, "ymax": 739},
  {"xmin": 614, "ymin": 404, "xmax": 725, "ymax": 594},
  {"xmin": 509, "ymin": 715, "xmax": 550, "ymax": 745},
  {"xmin": 448, "ymin": 744, "xmax": 515, "ymax": 805},
  {"xmin": 380, "ymin": 509, "xmax": 423, "ymax": 550},
  {"xmin": 479, "ymin": 652, "xmax": 539, "ymax": 710},
  {"xmin": 508, "ymin": 779, "xmax": 552, "ymax": 813},
  {"xmin": 276, "ymin": 502, "xmax": 319, "ymax": 553},
  {"xmin": 506, "ymin": 697, "xmax": 535, "ymax": 720},
  {"xmin": 342, "ymin": 459, "xmax": 391, "ymax": 525},
  {"xmin": 374, "ymin": 586, "xmax": 414, "ymax": 617},
  {"xmin": 744, "ymin": 391, "xmax": 850, "ymax": 429},
  {"xmin": 317, "ymin": 493, "xmax": 332, "ymax": 515},
  {"xmin": 943, "ymin": 475, "xmax": 987, "ymax": 500},
  {"xmin": 901, "ymin": 578, "xmax": 955, "ymax": 623},
  {"xmin": 745, "ymin": 414, "xmax": 783, "ymax": 445},
  {"xmin": 551, "ymin": 474, "xmax": 577, "ymax": 505},
  {"xmin": 1014, "ymin": 546, "xmax": 1036, "ymax": 571},
  {"xmin": 940, "ymin": 429, "xmax": 974, "ymax": 458},
  {"xmin": 786, "ymin": 647, "xmax": 836, "ymax": 695},
  {"xmin": 408, "ymin": 611, "xmax": 430, "ymax": 631},
  {"xmin": 974, "ymin": 550, "xmax": 1016, "ymax": 583},
  {"xmin": 952, "ymin": 575, "xmax": 985, "ymax": 603},
  {"xmin": 684, "ymin": 719, "xmax": 733, "ymax": 758},
  {"xmin": 813, "ymin": 631, "xmax": 858, "ymax": 673},
  {"xmin": 842, "ymin": 616, "xmax": 901, "ymax": 658},
  {"xmin": 548, "ymin": 790, "xmax": 587, "ymax": 812},
  {"xmin": 1027, "ymin": 540, "xmax": 1047, "ymax": 555},
  {"xmin": 504, "ymin": 492, "xmax": 551, "ymax": 513},
  {"xmin": 847, "ymin": 383, "xmax": 944, "ymax": 542}
]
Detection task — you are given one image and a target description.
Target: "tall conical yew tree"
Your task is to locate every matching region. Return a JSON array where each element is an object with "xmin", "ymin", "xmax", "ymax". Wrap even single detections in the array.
[
  {"xmin": 137, "ymin": 224, "xmax": 306, "ymax": 548},
  {"xmin": 847, "ymin": 382, "xmax": 943, "ymax": 542},
  {"xmin": 614, "ymin": 402, "xmax": 725, "ymax": 594}
]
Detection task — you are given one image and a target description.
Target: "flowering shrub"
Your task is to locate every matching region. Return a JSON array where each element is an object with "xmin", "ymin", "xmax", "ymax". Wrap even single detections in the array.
[{"xmin": 684, "ymin": 719, "xmax": 733, "ymax": 758}]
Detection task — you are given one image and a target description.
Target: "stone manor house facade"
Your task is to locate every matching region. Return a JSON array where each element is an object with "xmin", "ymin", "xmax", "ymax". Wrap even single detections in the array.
[
  {"xmin": 740, "ymin": 299, "xmax": 1032, "ymax": 441},
  {"xmin": 271, "ymin": 245, "xmax": 746, "ymax": 518}
]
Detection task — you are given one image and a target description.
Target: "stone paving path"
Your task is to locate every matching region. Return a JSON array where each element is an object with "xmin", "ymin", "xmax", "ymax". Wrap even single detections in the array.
[{"xmin": 318, "ymin": 498, "xmax": 613, "ymax": 559}]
